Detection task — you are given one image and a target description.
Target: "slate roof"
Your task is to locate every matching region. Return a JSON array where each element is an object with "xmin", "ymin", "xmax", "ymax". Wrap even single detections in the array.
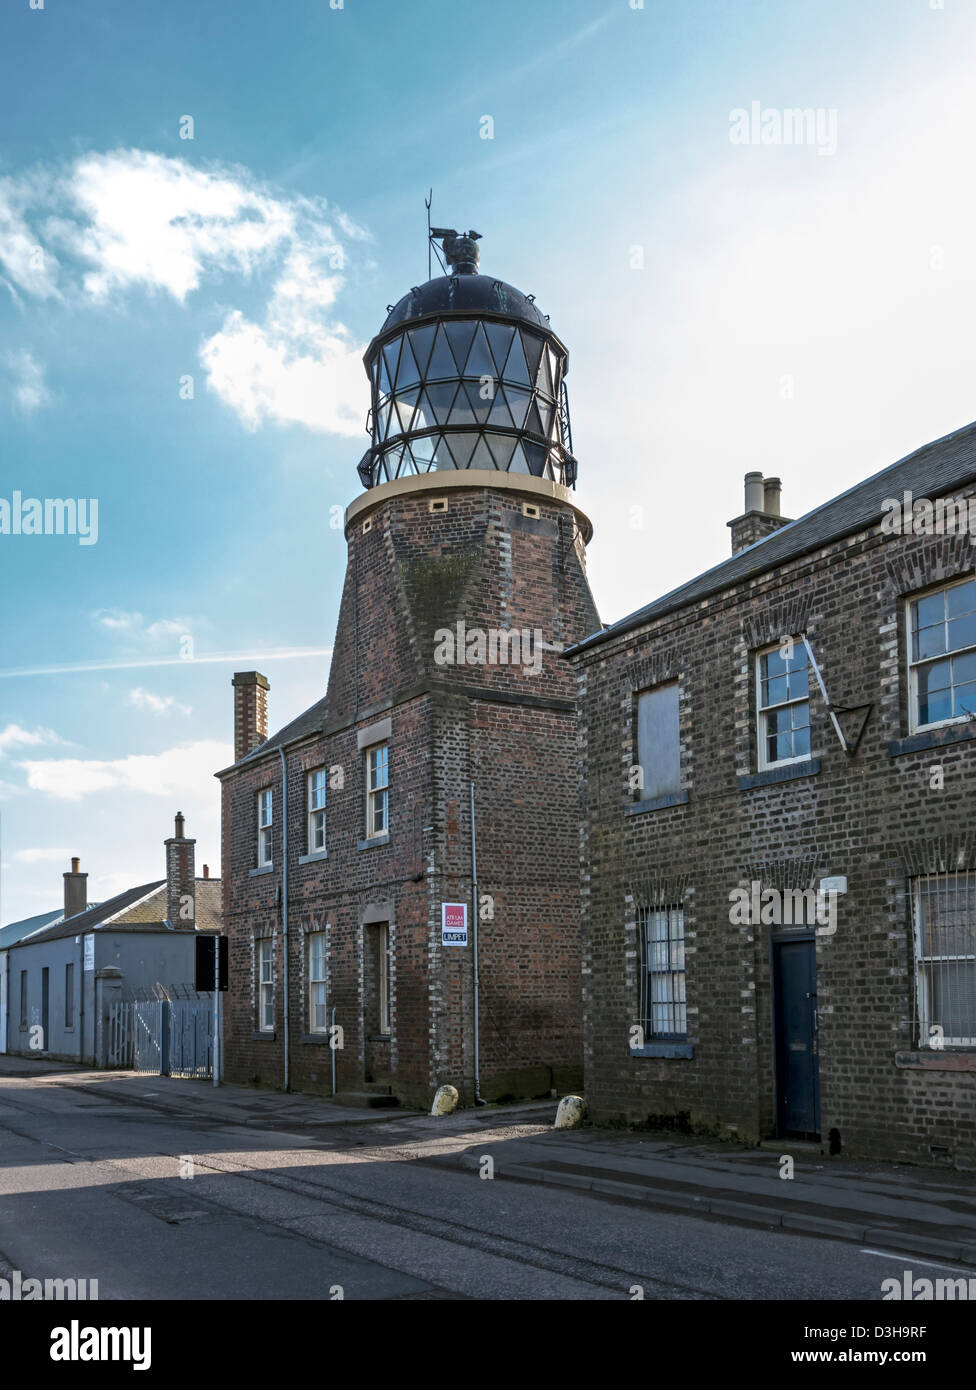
[
  {"xmin": 14, "ymin": 882, "xmax": 166, "ymax": 945},
  {"xmin": 569, "ymin": 419, "xmax": 976, "ymax": 655},
  {"xmin": 0, "ymin": 908, "xmax": 65, "ymax": 949}
]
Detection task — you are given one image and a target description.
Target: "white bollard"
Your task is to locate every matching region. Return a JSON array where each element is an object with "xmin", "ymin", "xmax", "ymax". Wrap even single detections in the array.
[
  {"xmin": 554, "ymin": 1095, "xmax": 585, "ymax": 1129},
  {"xmin": 431, "ymin": 1084, "xmax": 459, "ymax": 1116}
]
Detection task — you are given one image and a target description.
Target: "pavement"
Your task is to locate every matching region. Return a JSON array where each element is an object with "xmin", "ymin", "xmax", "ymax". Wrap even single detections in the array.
[{"xmin": 6, "ymin": 1057, "xmax": 976, "ymax": 1269}]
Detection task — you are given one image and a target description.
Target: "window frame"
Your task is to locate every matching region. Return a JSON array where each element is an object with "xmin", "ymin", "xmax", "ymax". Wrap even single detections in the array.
[
  {"xmin": 638, "ymin": 905, "xmax": 687, "ymax": 1043},
  {"xmin": 307, "ymin": 931, "xmax": 328, "ymax": 1035},
  {"xmin": 365, "ymin": 742, "xmax": 390, "ymax": 839},
  {"xmin": 910, "ymin": 873, "xmax": 976, "ymax": 1049},
  {"xmin": 19, "ymin": 970, "xmax": 27, "ymax": 1030},
  {"xmin": 306, "ymin": 768, "xmax": 327, "ymax": 855},
  {"xmin": 906, "ymin": 575, "xmax": 976, "ymax": 735},
  {"xmin": 257, "ymin": 937, "xmax": 274, "ymax": 1033},
  {"xmin": 755, "ymin": 639, "xmax": 812, "ymax": 771},
  {"xmin": 257, "ymin": 787, "xmax": 273, "ymax": 867},
  {"xmin": 377, "ymin": 922, "xmax": 391, "ymax": 1036},
  {"xmin": 634, "ymin": 681, "xmax": 681, "ymax": 803},
  {"xmin": 64, "ymin": 961, "xmax": 74, "ymax": 1029}
]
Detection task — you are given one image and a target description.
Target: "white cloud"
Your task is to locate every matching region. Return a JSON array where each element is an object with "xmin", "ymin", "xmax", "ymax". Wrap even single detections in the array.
[
  {"xmin": 13, "ymin": 847, "xmax": 74, "ymax": 864},
  {"xmin": 0, "ymin": 148, "xmax": 370, "ymax": 437},
  {"xmin": 6, "ymin": 349, "xmax": 52, "ymax": 416},
  {"xmin": 0, "ymin": 724, "xmax": 63, "ymax": 757},
  {"xmin": 18, "ymin": 739, "xmax": 232, "ymax": 802},
  {"xmin": 91, "ymin": 609, "xmax": 192, "ymax": 643},
  {"xmin": 128, "ymin": 687, "xmax": 192, "ymax": 717}
]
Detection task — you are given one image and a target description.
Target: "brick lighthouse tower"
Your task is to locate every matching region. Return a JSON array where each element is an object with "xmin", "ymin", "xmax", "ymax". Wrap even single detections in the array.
[{"xmin": 219, "ymin": 232, "xmax": 599, "ymax": 1108}]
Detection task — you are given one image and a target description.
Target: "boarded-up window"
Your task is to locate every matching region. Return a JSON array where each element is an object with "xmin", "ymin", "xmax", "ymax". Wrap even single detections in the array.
[{"xmin": 636, "ymin": 683, "xmax": 680, "ymax": 801}]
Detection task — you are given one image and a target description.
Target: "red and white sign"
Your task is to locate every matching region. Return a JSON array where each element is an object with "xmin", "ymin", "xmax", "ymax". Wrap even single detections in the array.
[{"xmin": 441, "ymin": 902, "xmax": 468, "ymax": 947}]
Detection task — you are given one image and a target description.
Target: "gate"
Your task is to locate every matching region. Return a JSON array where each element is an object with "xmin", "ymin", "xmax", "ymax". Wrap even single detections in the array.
[
  {"xmin": 132, "ymin": 997, "xmax": 212, "ymax": 1078},
  {"xmin": 108, "ymin": 1001, "xmax": 133, "ymax": 1068}
]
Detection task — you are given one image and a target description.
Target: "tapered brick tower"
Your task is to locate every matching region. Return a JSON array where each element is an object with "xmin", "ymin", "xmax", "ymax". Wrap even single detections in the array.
[{"xmin": 219, "ymin": 233, "xmax": 599, "ymax": 1107}]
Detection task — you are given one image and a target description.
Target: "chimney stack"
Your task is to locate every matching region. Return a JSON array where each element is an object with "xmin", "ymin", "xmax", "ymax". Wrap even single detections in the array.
[
  {"xmin": 232, "ymin": 671, "xmax": 270, "ymax": 763},
  {"xmin": 728, "ymin": 472, "xmax": 792, "ymax": 555},
  {"xmin": 63, "ymin": 857, "xmax": 88, "ymax": 919},
  {"xmin": 164, "ymin": 811, "xmax": 196, "ymax": 928}
]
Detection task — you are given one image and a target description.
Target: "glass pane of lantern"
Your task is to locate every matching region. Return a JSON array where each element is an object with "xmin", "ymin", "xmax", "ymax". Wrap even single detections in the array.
[
  {"xmin": 444, "ymin": 433, "xmax": 477, "ymax": 469},
  {"xmin": 505, "ymin": 387, "xmax": 531, "ymax": 428},
  {"xmin": 503, "ymin": 331, "xmax": 530, "ymax": 385},
  {"xmin": 375, "ymin": 401, "xmax": 393, "ymax": 439},
  {"xmin": 385, "ymin": 443, "xmax": 406, "ymax": 479},
  {"xmin": 426, "ymin": 326, "xmax": 457, "ymax": 381},
  {"xmin": 413, "ymin": 393, "xmax": 434, "ymax": 432},
  {"xmin": 444, "ymin": 320, "xmax": 477, "ymax": 374},
  {"xmin": 536, "ymin": 400, "xmax": 554, "ymax": 436},
  {"xmin": 431, "ymin": 435, "xmax": 456, "ymax": 469},
  {"xmin": 535, "ymin": 347, "xmax": 553, "ymax": 398},
  {"xmin": 394, "ymin": 389, "xmax": 418, "ymax": 434},
  {"xmin": 378, "ymin": 355, "xmax": 392, "ymax": 399},
  {"xmin": 410, "ymin": 435, "xmax": 436, "ymax": 469},
  {"xmin": 382, "ymin": 338, "xmax": 402, "ymax": 392},
  {"xmin": 485, "ymin": 322, "xmax": 516, "ymax": 376},
  {"xmin": 521, "ymin": 331, "xmax": 543, "ymax": 384},
  {"xmin": 395, "ymin": 336, "xmax": 421, "ymax": 390},
  {"xmin": 409, "ymin": 323, "xmax": 437, "ymax": 377},
  {"xmin": 508, "ymin": 443, "xmax": 531, "ymax": 473},
  {"xmin": 463, "ymin": 323, "xmax": 495, "ymax": 379},
  {"xmin": 465, "ymin": 382, "xmax": 493, "ymax": 424},
  {"xmin": 425, "ymin": 382, "xmax": 459, "ymax": 425},
  {"xmin": 548, "ymin": 347, "xmax": 560, "ymax": 388},
  {"xmin": 487, "ymin": 390, "xmax": 513, "ymax": 428},
  {"xmin": 486, "ymin": 433, "xmax": 516, "ymax": 469},
  {"xmin": 524, "ymin": 441, "xmax": 547, "ymax": 476},
  {"xmin": 525, "ymin": 401, "xmax": 544, "ymax": 437},
  {"xmin": 469, "ymin": 436, "xmax": 495, "ymax": 470},
  {"xmin": 449, "ymin": 386, "xmax": 477, "ymax": 426}
]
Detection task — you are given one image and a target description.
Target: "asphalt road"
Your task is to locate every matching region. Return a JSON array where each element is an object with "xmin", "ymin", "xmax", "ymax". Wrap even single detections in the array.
[{"xmin": 0, "ymin": 1062, "xmax": 921, "ymax": 1301}]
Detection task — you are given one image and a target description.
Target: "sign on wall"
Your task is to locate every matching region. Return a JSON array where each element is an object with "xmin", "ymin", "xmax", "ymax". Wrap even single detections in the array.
[
  {"xmin": 83, "ymin": 934, "xmax": 94, "ymax": 971},
  {"xmin": 441, "ymin": 902, "xmax": 468, "ymax": 947}
]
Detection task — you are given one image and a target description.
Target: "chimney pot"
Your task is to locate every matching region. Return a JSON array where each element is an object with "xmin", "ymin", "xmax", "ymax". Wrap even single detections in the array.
[
  {"xmin": 63, "ymin": 859, "xmax": 88, "ymax": 919},
  {"xmin": 763, "ymin": 476, "xmax": 782, "ymax": 518},
  {"xmin": 175, "ymin": 811, "xmax": 185, "ymax": 839},
  {"xmin": 744, "ymin": 471, "xmax": 765, "ymax": 513},
  {"xmin": 203, "ymin": 864, "xmax": 210, "ymax": 879}
]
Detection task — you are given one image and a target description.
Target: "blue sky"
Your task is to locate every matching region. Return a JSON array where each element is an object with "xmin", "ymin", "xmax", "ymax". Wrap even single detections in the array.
[{"xmin": 2, "ymin": 0, "xmax": 975, "ymax": 922}]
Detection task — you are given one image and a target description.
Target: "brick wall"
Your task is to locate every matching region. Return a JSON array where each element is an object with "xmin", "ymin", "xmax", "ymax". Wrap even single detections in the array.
[
  {"xmin": 573, "ymin": 481, "xmax": 976, "ymax": 1167},
  {"xmin": 219, "ymin": 479, "xmax": 598, "ymax": 1108}
]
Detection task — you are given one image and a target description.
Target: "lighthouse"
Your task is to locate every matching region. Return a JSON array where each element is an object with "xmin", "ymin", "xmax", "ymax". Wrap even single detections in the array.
[{"xmin": 219, "ymin": 232, "xmax": 600, "ymax": 1107}]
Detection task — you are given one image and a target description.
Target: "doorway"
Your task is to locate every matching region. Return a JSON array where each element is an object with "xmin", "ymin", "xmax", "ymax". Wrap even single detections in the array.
[{"xmin": 772, "ymin": 934, "xmax": 820, "ymax": 1138}]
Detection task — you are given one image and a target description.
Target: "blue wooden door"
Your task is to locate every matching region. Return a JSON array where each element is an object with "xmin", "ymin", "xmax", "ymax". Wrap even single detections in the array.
[{"xmin": 773, "ymin": 937, "xmax": 820, "ymax": 1138}]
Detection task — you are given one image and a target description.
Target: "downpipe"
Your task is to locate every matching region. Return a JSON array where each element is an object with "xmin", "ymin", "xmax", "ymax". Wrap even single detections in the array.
[
  {"xmin": 279, "ymin": 747, "xmax": 290, "ymax": 1093},
  {"xmin": 471, "ymin": 781, "xmax": 486, "ymax": 1106}
]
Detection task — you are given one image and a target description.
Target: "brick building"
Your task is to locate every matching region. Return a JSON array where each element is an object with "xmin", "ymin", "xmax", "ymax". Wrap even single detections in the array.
[
  {"xmin": 569, "ymin": 428, "xmax": 976, "ymax": 1166},
  {"xmin": 217, "ymin": 232, "xmax": 599, "ymax": 1108}
]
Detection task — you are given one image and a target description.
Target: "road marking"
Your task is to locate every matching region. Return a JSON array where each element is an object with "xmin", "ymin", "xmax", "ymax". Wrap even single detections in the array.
[{"xmin": 860, "ymin": 1248, "xmax": 973, "ymax": 1275}]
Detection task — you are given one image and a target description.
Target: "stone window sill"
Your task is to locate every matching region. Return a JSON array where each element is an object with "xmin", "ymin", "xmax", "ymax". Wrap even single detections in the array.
[
  {"xmin": 249, "ymin": 864, "xmax": 274, "ymax": 877},
  {"xmin": 358, "ymin": 833, "xmax": 390, "ymax": 850},
  {"xmin": 369, "ymin": 1033, "xmax": 392, "ymax": 1043},
  {"xmin": 738, "ymin": 759, "xmax": 820, "ymax": 791},
  {"xmin": 888, "ymin": 721, "xmax": 976, "ymax": 758},
  {"xmin": 631, "ymin": 1043, "xmax": 694, "ymax": 1059},
  {"xmin": 895, "ymin": 1050, "xmax": 976, "ymax": 1071},
  {"xmin": 298, "ymin": 850, "xmax": 328, "ymax": 865},
  {"xmin": 625, "ymin": 791, "xmax": 689, "ymax": 816},
  {"xmin": 298, "ymin": 1032, "xmax": 332, "ymax": 1045},
  {"xmin": 252, "ymin": 1030, "xmax": 276, "ymax": 1041}
]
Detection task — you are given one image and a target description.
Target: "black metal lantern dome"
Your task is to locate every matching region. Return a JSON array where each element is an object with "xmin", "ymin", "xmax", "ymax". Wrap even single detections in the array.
[{"xmin": 357, "ymin": 233, "xmax": 577, "ymax": 491}]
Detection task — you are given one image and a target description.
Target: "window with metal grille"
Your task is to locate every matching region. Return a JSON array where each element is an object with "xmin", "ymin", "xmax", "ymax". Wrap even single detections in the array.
[
  {"xmin": 907, "ymin": 576, "xmax": 976, "ymax": 732},
  {"xmin": 757, "ymin": 640, "xmax": 810, "ymax": 768},
  {"xmin": 638, "ymin": 905, "xmax": 687, "ymax": 1041},
  {"xmin": 911, "ymin": 873, "xmax": 976, "ymax": 1047},
  {"xmin": 307, "ymin": 769, "xmax": 326, "ymax": 853},
  {"xmin": 258, "ymin": 938, "xmax": 274, "ymax": 1033},
  {"xmin": 307, "ymin": 932, "xmax": 327, "ymax": 1034}
]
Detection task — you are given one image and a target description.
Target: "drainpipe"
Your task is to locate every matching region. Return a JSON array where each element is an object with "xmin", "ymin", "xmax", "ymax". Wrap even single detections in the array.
[
  {"xmin": 471, "ymin": 781, "xmax": 485, "ymax": 1105},
  {"xmin": 331, "ymin": 1004, "xmax": 337, "ymax": 1096},
  {"xmin": 279, "ymin": 747, "xmax": 290, "ymax": 1093}
]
